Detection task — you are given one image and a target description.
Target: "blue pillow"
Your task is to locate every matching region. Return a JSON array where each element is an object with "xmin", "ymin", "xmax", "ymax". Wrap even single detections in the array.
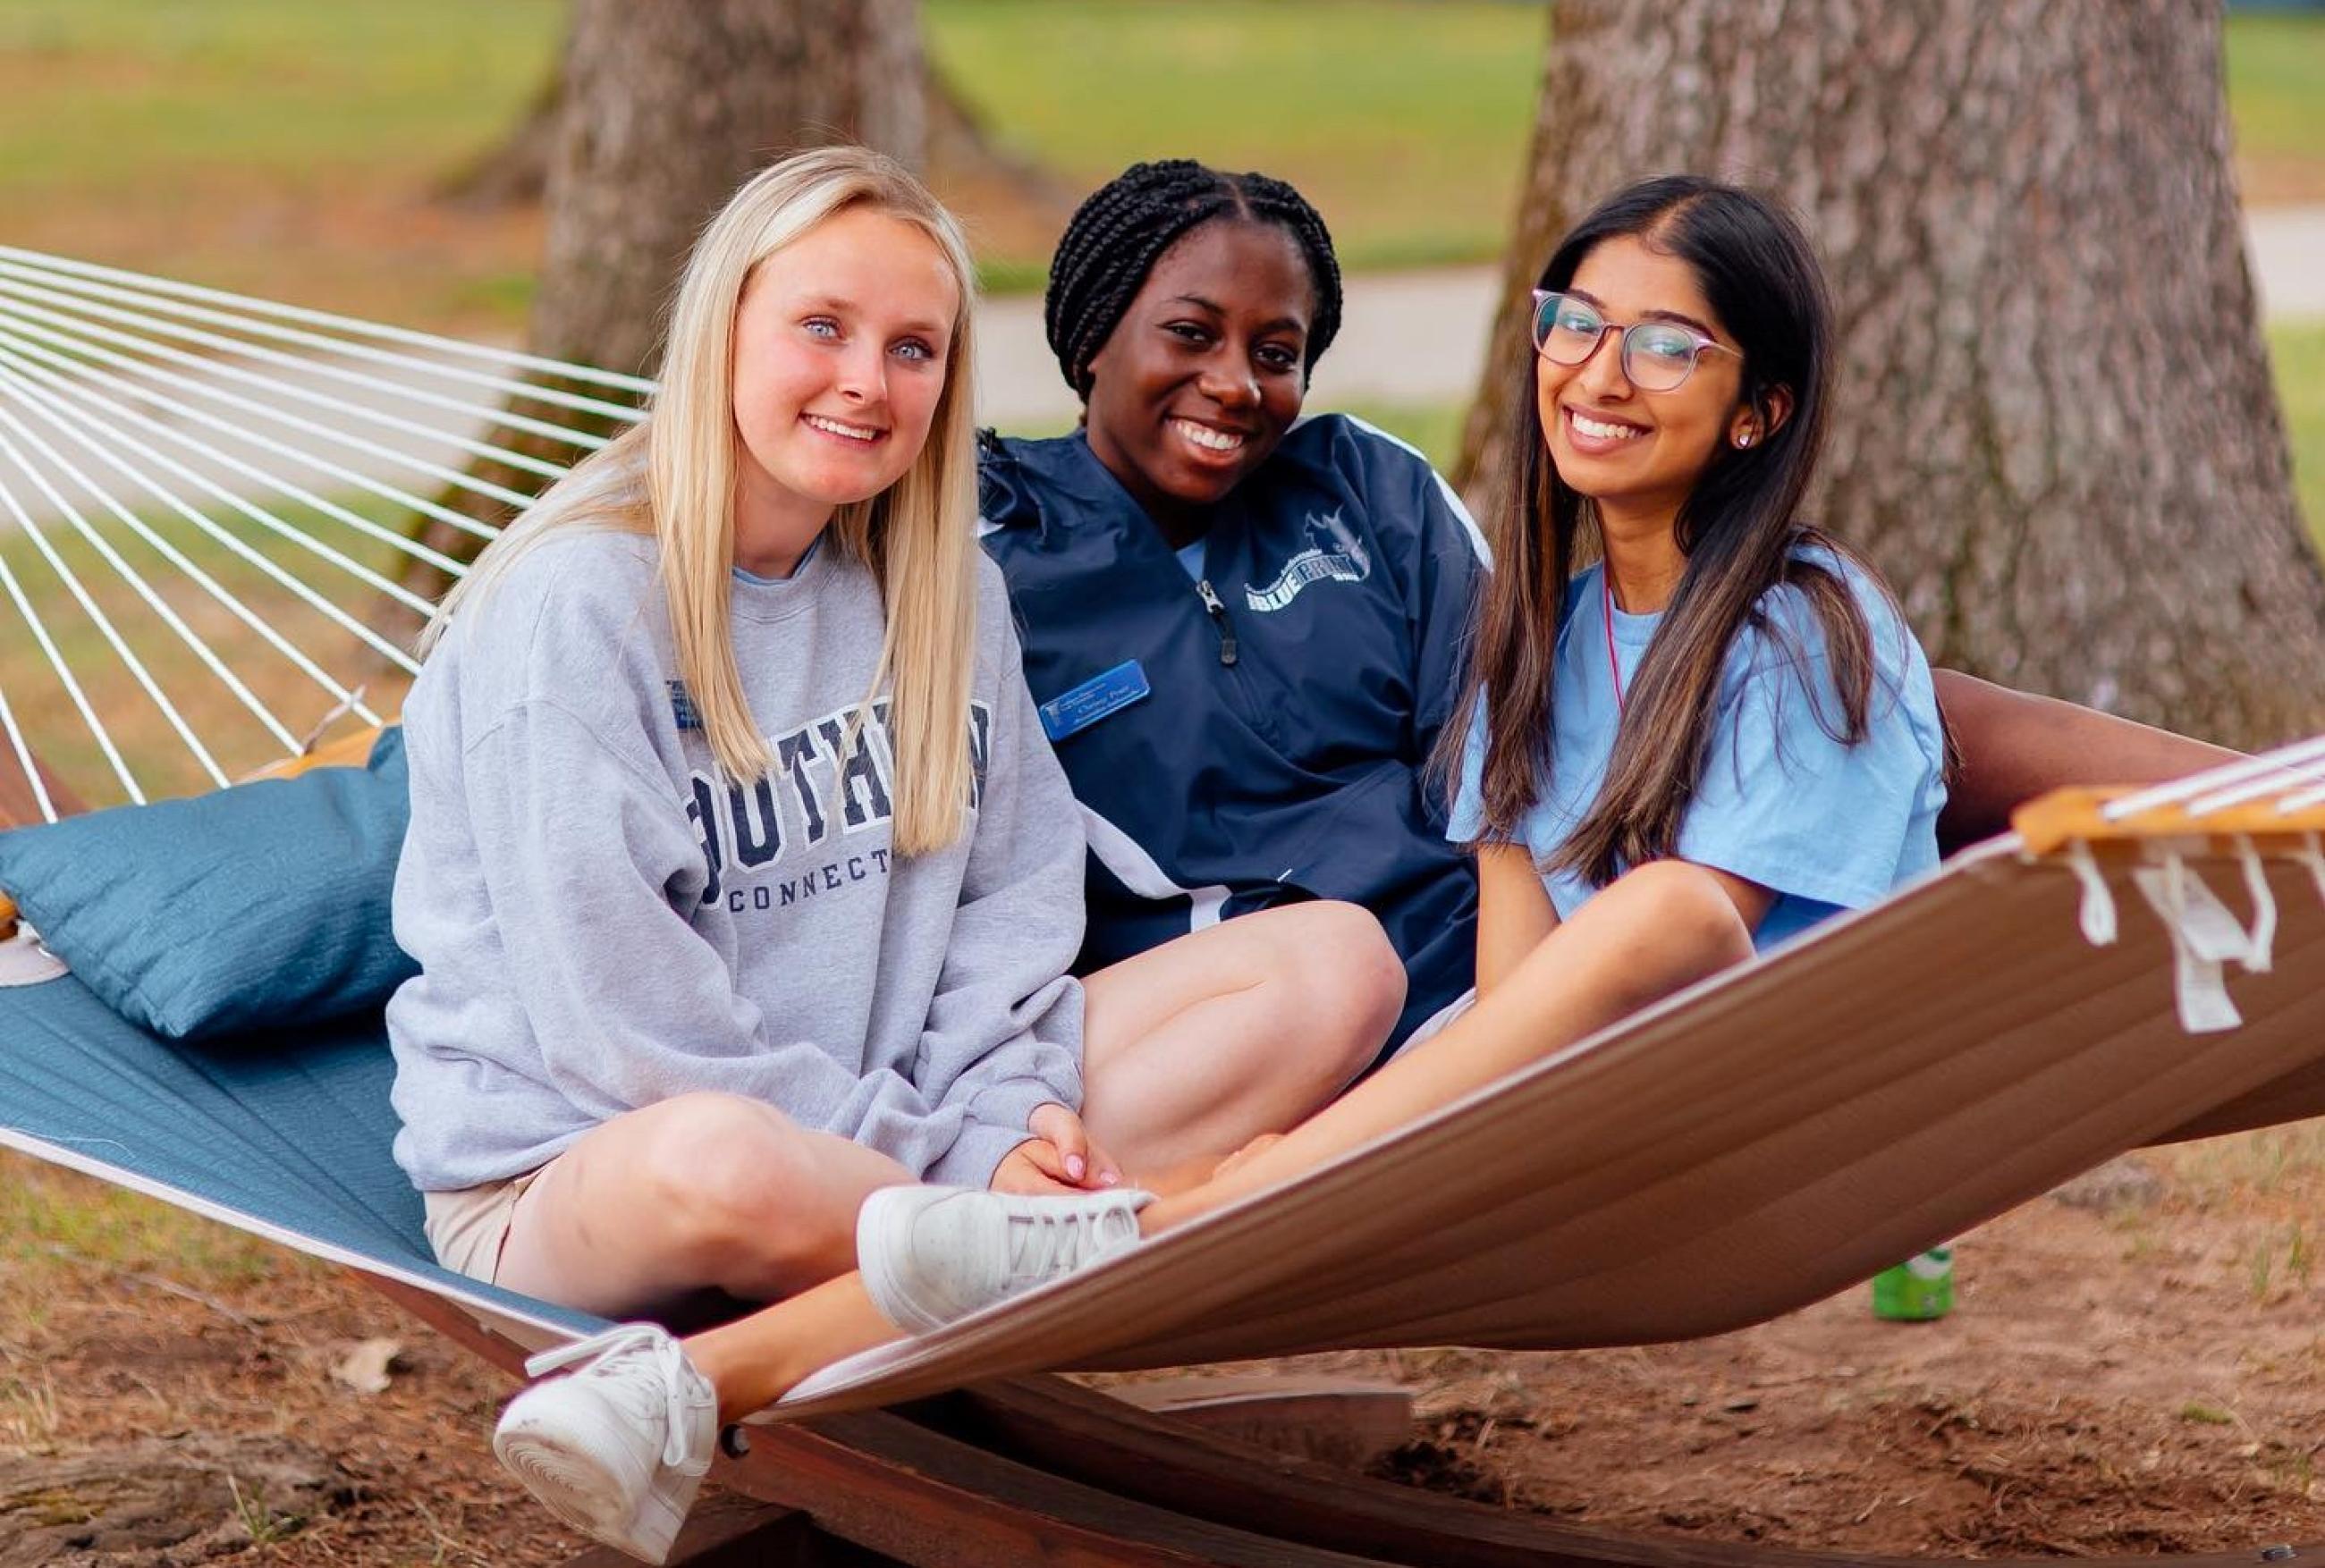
[{"xmin": 0, "ymin": 729, "xmax": 416, "ymax": 1041}]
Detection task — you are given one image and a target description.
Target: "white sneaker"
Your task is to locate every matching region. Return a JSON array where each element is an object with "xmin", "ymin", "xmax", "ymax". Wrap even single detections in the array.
[
  {"xmin": 492, "ymin": 1322, "xmax": 717, "ymax": 1565},
  {"xmin": 858, "ymin": 1185, "xmax": 1154, "ymax": 1334}
]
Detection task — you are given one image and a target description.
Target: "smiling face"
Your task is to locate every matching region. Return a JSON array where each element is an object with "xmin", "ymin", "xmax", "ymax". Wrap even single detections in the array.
[
  {"xmin": 728, "ymin": 205, "xmax": 960, "ymax": 574},
  {"xmin": 1081, "ymin": 219, "xmax": 1315, "ymax": 542},
  {"xmin": 1534, "ymin": 232, "xmax": 1756, "ymax": 535}
]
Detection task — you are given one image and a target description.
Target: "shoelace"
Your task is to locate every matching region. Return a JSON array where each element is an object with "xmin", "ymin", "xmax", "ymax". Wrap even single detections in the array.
[
  {"xmin": 523, "ymin": 1323, "xmax": 705, "ymax": 1471},
  {"xmin": 1005, "ymin": 1203, "xmax": 1135, "ymax": 1284}
]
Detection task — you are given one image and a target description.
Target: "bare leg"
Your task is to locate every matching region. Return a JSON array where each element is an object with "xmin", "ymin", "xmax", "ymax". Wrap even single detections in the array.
[
  {"xmin": 1080, "ymin": 900, "xmax": 1405, "ymax": 1193},
  {"xmin": 686, "ymin": 1272, "xmax": 896, "ymax": 1423},
  {"xmin": 496, "ymin": 1092, "xmax": 912, "ymax": 1319},
  {"xmin": 1933, "ymin": 670, "xmax": 2238, "ymax": 850},
  {"xmin": 1142, "ymin": 860, "xmax": 1755, "ymax": 1231}
]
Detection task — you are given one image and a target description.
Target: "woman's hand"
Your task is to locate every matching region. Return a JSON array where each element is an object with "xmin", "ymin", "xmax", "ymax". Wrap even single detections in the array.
[{"xmin": 987, "ymin": 1102, "xmax": 1121, "ymax": 1194}]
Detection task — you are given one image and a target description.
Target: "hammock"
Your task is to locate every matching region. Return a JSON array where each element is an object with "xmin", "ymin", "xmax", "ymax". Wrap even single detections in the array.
[{"xmin": 4, "ymin": 248, "xmax": 2324, "ymax": 1437}]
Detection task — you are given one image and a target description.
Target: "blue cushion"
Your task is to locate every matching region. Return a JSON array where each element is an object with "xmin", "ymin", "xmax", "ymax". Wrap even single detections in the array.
[{"xmin": 0, "ymin": 729, "xmax": 416, "ymax": 1041}]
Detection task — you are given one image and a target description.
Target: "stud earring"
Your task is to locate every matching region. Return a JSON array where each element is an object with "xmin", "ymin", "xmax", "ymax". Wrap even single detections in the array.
[{"xmin": 1735, "ymin": 431, "xmax": 1754, "ymax": 448}]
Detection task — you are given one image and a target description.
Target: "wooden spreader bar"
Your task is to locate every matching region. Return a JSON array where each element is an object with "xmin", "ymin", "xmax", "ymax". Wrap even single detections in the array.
[{"xmin": 2014, "ymin": 786, "xmax": 2325, "ymax": 857}]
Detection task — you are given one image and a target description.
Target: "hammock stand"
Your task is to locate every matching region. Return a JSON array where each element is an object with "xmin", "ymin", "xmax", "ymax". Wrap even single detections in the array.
[{"xmin": 2, "ymin": 249, "xmax": 2323, "ymax": 1568}]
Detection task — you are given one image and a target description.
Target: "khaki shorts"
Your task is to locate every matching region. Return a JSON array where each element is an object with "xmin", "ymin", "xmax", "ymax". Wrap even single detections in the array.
[{"xmin": 422, "ymin": 1166, "xmax": 546, "ymax": 1286}]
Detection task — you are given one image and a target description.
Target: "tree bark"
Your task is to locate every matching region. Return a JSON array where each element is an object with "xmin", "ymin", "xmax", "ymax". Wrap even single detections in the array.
[
  {"xmin": 404, "ymin": 0, "xmax": 926, "ymax": 586},
  {"xmin": 1457, "ymin": 0, "xmax": 2325, "ymax": 749},
  {"xmin": 440, "ymin": 42, "xmax": 1060, "ymax": 222}
]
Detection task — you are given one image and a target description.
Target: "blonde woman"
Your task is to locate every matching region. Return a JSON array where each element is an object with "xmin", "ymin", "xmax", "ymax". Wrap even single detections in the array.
[{"xmin": 386, "ymin": 148, "xmax": 1403, "ymax": 1561}]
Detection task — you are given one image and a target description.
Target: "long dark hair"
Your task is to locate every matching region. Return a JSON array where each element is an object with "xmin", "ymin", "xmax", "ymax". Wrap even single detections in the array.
[{"xmin": 1446, "ymin": 174, "xmax": 1894, "ymax": 887}]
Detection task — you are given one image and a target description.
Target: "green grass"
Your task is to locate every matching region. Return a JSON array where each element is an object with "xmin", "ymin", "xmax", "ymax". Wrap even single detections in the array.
[
  {"xmin": 2224, "ymin": 14, "xmax": 2325, "ymax": 201},
  {"xmin": 1, "ymin": 1151, "xmax": 290, "ymax": 1286},
  {"xmin": 926, "ymin": 0, "xmax": 1543, "ymax": 275},
  {"xmin": 0, "ymin": 1, "xmax": 562, "ymax": 200},
  {"xmin": 2271, "ymin": 320, "xmax": 2325, "ymax": 550},
  {"xmin": 0, "ymin": 0, "xmax": 562, "ymax": 328}
]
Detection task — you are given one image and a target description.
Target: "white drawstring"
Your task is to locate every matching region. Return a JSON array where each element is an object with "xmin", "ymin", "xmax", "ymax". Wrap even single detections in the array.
[
  {"xmin": 2065, "ymin": 839, "xmax": 2117, "ymax": 946},
  {"xmin": 2234, "ymin": 835, "xmax": 2278, "ymax": 975},
  {"xmin": 2131, "ymin": 848, "xmax": 2246, "ymax": 1033}
]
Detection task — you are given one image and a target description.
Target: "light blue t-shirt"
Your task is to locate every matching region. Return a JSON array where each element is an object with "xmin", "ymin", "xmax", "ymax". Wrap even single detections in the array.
[{"xmin": 1447, "ymin": 556, "xmax": 1947, "ymax": 951}]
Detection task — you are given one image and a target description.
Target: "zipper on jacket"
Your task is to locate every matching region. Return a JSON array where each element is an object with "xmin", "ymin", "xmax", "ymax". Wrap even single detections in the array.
[{"xmin": 1195, "ymin": 579, "xmax": 1239, "ymax": 666}]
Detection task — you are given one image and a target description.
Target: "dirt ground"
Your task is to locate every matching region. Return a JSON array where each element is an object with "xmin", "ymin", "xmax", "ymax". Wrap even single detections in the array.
[{"xmin": 7, "ymin": 1128, "xmax": 2325, "ymax": 1565}]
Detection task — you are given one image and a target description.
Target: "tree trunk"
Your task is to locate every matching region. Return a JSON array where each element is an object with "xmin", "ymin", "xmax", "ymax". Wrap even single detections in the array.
[
  {"xmin": 439, "ymin": 41, "xmax": 1059, "ymax": 222},
  {"xmin": 404, "ymin": 0, "xmax": 926, "ymax": 586},
  {"xmin": 1456, "ymin": 0, "xmax": 2325, "ymax": 749}
]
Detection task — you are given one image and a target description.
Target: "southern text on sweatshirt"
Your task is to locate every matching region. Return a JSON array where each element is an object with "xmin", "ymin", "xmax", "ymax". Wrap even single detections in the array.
[{"xmin": 386, "ymin": 528, "xmax": 1087, "ymax": 1192}]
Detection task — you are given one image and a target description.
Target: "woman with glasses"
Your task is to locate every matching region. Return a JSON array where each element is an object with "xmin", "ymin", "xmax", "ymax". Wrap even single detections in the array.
[{"xmin": 1445, "ymin": 173, "xmax": 1941, "ymax": 966}]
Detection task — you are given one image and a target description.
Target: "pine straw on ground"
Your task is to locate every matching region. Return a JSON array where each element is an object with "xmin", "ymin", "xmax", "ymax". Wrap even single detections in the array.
[{"xmin": 6, "ymin": 1127, "xmax": 2325, "ymax": 1564}]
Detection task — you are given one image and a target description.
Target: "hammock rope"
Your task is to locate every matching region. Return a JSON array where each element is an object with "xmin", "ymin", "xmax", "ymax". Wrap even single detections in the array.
[
  {"xmin": 0, "ymin": 393, "xmax": 308, "ymax": 758},
  {"xmin": 0, "ymin": 545, "xmax": 144, "ymax": 807},
  {"xmin": 0, "ymin": 254, "xmax": 648, "ymax": 431},
  {"xmin": 0, "ymin": 336, "xmax": 430, "ymax": 675},
  {"xmin": 0, "ymin": 325, "xmax": 475, "ymax": 582},
  {"xmin": 2103, "ymin": 736, "xmax": 2325, "ymax": 821},
  {"xmin": 0, "ymin": 245, "xmax": 656, "ymax": 396},
  {"xmin": 0, "ymin": 353, "xmax": 391, "ymax": 760},
  {"xmin": 0, "ymin": 419, "xmax": 230, "ymax": 791},
  {"xmin": 0, "ymin": 247, "xmax": 674, "ymax": 811},
  {"xmin": 0, "ymin": 292, "xmax": 553, "ymax": 512}
]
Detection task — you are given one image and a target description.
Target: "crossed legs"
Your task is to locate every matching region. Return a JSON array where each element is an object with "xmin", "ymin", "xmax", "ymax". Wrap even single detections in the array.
[
  {"xmin": 486, "ymin": 899, "xmax": 1403, "ymax": 1329},
  {"xmin": 1078, "ymin": 899, "xmax": 1404, "ymax": 1193},
  {"xmin": 677, "ymin": 861, "xmax": 1755, "ymax": 1421}
]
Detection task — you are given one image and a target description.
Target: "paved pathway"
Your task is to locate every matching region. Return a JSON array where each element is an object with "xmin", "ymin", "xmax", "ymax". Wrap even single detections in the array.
[{"xmin": 2250, "ymin": 203, "xmax": 2325, "ymax": 321}]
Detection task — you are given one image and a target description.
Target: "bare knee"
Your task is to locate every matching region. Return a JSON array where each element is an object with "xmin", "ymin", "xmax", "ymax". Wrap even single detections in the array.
[
  {"xmin": 1254, "ymin": 900, "xmax": 1407, "ymax": 1080},
  {"xmin": 1601, "ymin": 861, "xmax": 1755, "ymax": 998},
  {"xmin": 630, "ymin": 1093, "xmax": 830, "ymax": 1269}
]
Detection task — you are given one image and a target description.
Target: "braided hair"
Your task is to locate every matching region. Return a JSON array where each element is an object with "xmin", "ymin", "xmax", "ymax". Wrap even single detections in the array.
[{"xmin": 1044, "ymin": 159, "xmax": 1343, "ymax": 400}]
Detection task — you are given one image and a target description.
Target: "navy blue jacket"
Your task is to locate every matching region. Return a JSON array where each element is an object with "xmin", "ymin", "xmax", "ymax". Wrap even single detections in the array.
[{"xmin": 978, "ymin": 415, "xmax": 1488, "ymax": 1047}]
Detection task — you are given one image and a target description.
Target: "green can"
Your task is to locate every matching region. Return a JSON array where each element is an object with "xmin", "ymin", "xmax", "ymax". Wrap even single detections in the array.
[{"xmin": 1871, "ymin": 1247, "xmax": 1954, "ymax": 1320}]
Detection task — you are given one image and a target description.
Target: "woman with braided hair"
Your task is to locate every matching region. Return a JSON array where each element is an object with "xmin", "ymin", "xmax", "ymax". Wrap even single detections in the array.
[{"xmin": 980, "ymin": 159, "xmax": 1491, "ymax": 1052}]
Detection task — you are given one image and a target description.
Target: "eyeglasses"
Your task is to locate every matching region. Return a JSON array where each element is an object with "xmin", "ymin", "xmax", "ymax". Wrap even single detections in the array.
[{"xmin": 1529, "ymin": 290, "xmax": 1739, "ymax": 392}]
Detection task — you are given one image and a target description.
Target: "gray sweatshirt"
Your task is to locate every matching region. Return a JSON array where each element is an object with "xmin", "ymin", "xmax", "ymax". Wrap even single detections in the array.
[{"xmin": 385, "ymin": 528, "xmax": 1086, "ymax": 1193}]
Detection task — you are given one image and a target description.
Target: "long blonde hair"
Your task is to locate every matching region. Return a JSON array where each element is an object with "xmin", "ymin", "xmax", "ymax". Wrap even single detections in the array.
[{"xmin": 427, "ymin": 146, "xmax": 984, "ymax": 856}]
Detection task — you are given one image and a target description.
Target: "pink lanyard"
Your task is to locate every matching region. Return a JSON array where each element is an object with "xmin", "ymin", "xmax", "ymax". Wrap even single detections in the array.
[{"xmin": 1602, "ymin": 570, "xmax": 1627, "ymax": 718}]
